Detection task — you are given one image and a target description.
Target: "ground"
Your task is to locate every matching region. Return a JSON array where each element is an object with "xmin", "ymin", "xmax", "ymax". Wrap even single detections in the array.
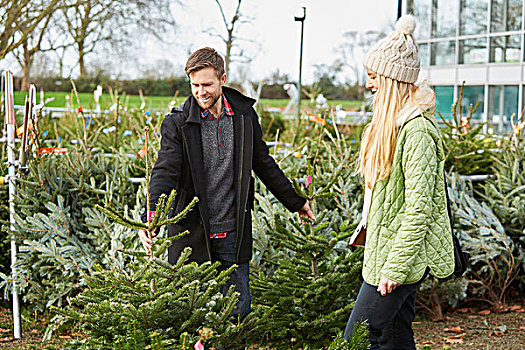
[
  {"xmin": 0, "ymin": 305, "xmax": 523, "ymax": 349},
  {"xmin": 413, "ymin": 305, "xmax": 525, "ymax": 350}
]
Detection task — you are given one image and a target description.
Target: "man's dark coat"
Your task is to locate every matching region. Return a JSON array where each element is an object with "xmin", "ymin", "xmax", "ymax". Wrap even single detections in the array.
[{"xmin": 144, "ymin": 86, "xmax": 306, "ymax": 264}]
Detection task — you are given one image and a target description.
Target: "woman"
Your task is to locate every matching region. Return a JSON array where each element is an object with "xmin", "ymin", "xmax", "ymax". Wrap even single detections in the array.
[{"xmin": 344, "ymin": 15, "xmax": 455, "ymax": 349}]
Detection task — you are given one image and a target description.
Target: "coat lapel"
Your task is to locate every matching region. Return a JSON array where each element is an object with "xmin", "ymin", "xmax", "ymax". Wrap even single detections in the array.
[{"xmin": 180, "ymin": 100, "xmax": 211, "ymax": 240}]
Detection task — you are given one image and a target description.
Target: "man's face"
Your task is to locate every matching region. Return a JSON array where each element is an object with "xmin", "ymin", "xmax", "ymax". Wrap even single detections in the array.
[{"xmin": 189, "ymin": 67, "xmax": 226, "ymax": 111}]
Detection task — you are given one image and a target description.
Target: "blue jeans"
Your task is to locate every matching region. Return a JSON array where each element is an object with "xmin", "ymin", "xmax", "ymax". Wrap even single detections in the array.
[
  {"xmin": 210, "ymin": 231, "xmax": 251, "ymax": 319},
  {"xmin": 344, "ymin": 280, "xmax": 421, "ymax": 349}
]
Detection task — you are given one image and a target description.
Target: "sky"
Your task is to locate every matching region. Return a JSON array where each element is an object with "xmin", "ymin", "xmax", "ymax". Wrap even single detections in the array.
[
  {"xmin": 140, "ymin": 0, "xmax": 398, "ymax": 84},
  {"xmin": 0, "ymin": 0, "xmax": 398, "ymax": 84}
]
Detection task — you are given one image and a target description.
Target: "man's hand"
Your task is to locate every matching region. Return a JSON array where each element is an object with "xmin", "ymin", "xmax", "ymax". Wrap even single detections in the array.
[
  {"xmin": 297, "ymin": 201, "xmax": 315, "ymax": 224},
  {"xmin": 138, "ymin": 228, "xmax": 157, "ymax": 255},
  {"xmin": 377, "ymin": 275, "xmax": 401, "ymax": 296}
]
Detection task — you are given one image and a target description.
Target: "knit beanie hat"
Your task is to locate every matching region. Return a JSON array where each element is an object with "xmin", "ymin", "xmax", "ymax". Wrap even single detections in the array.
[{"xmin": 364, "ymin": 15, "xmax": 420, "ymax": 83}]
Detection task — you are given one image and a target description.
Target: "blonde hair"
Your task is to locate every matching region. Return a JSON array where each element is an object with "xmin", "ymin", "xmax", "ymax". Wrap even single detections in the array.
[{"xmin": 357, "ymin": 74, "xmax": 427, "ymax": 189}]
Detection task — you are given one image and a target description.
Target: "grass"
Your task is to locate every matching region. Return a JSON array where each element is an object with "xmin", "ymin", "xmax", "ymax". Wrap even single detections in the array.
[
  {"xmin": 13, "ymin": 91, "xmax": 183, "ymax": 111},
  {"xmin": 13, "ymin": 92, "xmax": 364, "ymax": 111},
  {"xmin": 260, "ymin": 99, "xmax": 364, "ymax": 110}
]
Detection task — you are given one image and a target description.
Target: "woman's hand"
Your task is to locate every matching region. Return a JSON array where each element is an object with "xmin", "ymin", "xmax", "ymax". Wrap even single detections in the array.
[{"xmin": 377, "ymin": 275, "xmax": 401, "ymax": 296}]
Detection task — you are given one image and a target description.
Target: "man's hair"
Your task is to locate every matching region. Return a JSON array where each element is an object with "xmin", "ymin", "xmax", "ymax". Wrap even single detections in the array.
[{"xmin": 185, "ymin": 47, "xmax": 225, "ymax": 79}]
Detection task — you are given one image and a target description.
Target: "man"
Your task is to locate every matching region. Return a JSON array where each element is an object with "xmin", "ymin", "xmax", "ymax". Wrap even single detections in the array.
[{"xmin": 139, "ymin": 47, "xmax": 314, "ymax": 319}]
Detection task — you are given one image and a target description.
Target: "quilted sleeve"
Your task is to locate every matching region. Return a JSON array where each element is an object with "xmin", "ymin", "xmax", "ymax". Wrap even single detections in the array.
[{"xmin": 381, "ymin": 130, "xmax": 437, "ymax": 283}]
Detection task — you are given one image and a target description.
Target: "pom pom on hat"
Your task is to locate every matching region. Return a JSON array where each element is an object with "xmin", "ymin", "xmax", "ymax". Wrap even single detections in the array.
[{"xmin": 395, "ymin": 15, "xmax": 417, "ymax": 35}]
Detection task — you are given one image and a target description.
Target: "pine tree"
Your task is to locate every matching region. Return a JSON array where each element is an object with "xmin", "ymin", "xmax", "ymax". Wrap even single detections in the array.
[
  {"xmin": 51, "ymin": 189, "xmax": 271, "ymax": 349},
  {"xmin": 439, "ymin": 83, "xmax": 497, "ymax": 175},
  {"xmin": 322, "ymin": 326, "xmax": 370, "ymax": 350},
  {"xmin": 417, "ymin": 172, "xmax": 524, "ymax": 317},
  {"xmin": 478, "ymin": 133, "xmax": 525, "ymax": 250},
  {"xmin": 0, "ymin": 147, "xmax": 140, "ymax": 311},
  {"xmin": 252, "ymin": 155, "xmax": 366, "ymax": 349},
  {"xmin": 48, "ymin": 128, "xmax": 272, "ymax": 349}
]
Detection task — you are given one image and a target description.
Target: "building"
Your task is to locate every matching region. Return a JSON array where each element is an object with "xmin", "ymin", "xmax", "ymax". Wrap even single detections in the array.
[{"xmin": 402, "ymin": 0, "xmax": 523, "ymax": 133}]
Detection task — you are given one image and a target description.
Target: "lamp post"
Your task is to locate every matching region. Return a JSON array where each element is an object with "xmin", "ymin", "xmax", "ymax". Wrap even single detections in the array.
[{"xmin": 294, "ymin": 7, "xmax": 306, "ymax": 121}]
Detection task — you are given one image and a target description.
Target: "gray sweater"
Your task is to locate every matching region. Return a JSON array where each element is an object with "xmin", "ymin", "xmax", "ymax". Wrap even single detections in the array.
[{"xmin": 200, "ymin": 109, "xmax": 236, "ymax": 233}]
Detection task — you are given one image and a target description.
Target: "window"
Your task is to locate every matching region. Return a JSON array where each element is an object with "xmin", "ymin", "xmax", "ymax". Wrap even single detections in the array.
[
  {"xmin": 491, "ymin": 0, "xmax": 522, "ymax": 32},
  {"xmin": 432, "ymin": 0, "xmax": 458, "ymax": 38},
  {"xmin": 435, "ymin": 86, "xmax": 455, "ymax": 119},
  {"xmin": 461, "ymin": 86, "xmax": 485, "ymax": 120},
  {"xmin": 488, "ymin": 85, "xmax": 518, "ymax": 132},
  {"xmin": 431, "ymin": 41, "xmax": 456, "ymax": 65},
  {"xmin": 408, "ymin": 0, "xmax": 432, "ymax": 39},
  {"xmin": 460, "ymin": 38, "xmax": 488, "ymax": 64},
  {"xmin": 460, "ymin": 0, "xmax": 488, "ymax": 35},
  {"xmin": 490, "ymin": 35, "xmax": 520, "ymax": 62},
  {"xmin": 420, "ymin": 43, "xmax": 429, "ymax": 66}
]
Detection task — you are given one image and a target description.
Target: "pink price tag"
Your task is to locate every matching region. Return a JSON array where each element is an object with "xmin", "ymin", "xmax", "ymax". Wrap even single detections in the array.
[
  {"xmin": 305, "ymin": 175, "xmax": 312, "ymax": 187},
  {"xmin": 147, "ymin": 211, "xmax": 156, "ymax": 221},
  {"xmin": 194, "ymin": 340, "xmax": 204, "ymax": 350}
]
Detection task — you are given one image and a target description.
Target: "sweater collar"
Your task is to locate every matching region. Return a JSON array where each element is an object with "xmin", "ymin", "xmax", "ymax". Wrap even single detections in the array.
[{"xmin": 395, "ymin": 80, "xmax": 435, "ymax": 129}]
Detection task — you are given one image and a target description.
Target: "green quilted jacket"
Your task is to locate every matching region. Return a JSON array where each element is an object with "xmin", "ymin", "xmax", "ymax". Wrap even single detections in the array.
[{"xmin": 363, "ymin": 116, "xmax": 454, "ymax": 285}]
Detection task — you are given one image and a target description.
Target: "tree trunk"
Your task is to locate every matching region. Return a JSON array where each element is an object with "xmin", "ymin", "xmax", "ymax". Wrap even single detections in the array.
[
  {"xmin": 225, "ymin": 35, "xmax": 232, "ymax": 78},
  {"xmin": 78, "ymin": 42, "xmax": 86, "ymax": 77},
  {"xmin": 59, "ymin": 58, "xmax": 64, "ymax": 78},
  {"xmin": 21, "ymin": 41, "xmax": 31, "ymax": 92}
]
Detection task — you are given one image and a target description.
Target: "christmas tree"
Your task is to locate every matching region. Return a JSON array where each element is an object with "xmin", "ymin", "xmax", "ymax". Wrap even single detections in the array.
[
  {"xmin": 251, "ymin": 153, "xmax": 367, "ymax": 349},
  {"xmin": 50, "ymin": 130, "xmax": 272, "ymax": 349},
  {"xmin": 439, "ymin": 83, "xmax": 497, "ymax": 175}
]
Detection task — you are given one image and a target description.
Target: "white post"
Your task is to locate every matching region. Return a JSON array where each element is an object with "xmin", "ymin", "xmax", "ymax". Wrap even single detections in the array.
[
  {"xmin": 3, "ymin": 70, "xmax": 21, "ymax": 339},
  {"xmin": 94, "ymin": 85, "xmax": 102, "ymax": 114}
]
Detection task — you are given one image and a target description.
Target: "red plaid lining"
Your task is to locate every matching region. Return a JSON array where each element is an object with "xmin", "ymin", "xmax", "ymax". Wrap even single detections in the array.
[{"xmin": 200, "ymin": 94, "xmax": 234, "ymax": 118}]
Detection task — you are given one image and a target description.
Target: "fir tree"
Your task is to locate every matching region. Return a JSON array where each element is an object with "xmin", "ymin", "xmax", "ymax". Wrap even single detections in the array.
[
  {"xmin": 447, "ymin": 173, "xmax": 523, "ymax": 310},
  {"xmin": 52, "ymin": 189, "xmax": 271, "ymax": 349},
  {"xmin": 439, "ymin": 83, "xmax": 497, "ymax": 175},
  {"xmin": 0, "ymin": 147, "xmax": 140, "ymax": 311},
  {"xmin": 478, "ymin": 133, "xmax": 525, "ymax": 250},
  {"xmin": 252, "ymin": 156, "xmax": 365, "ymax": 349},
  {"xmin": 50, "ymin": 130, "xmax": 272, "ymax": 349}
]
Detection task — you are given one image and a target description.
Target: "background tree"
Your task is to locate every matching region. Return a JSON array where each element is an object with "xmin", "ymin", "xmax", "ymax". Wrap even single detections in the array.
[
  {"xmin": 0, "ymin": 0, "xmax": 63, "ymax": 60},
  {"xmin": 62, "ymin": 0, "xmax": 178, "ymax": 77},
  {"xmin": 312, "ymin": 62, "xmax": 344, "ymax": 100},
  {"xmin": 209, "ymin": 0, "xmax": 260, "ymax": 77},
  {"xmin": 336, "ymin": 29, "xmax": 386, "ymax": 91},
  {"xmin": 11, "ymin": 9, "xmax": 69, "ymax": 91}
]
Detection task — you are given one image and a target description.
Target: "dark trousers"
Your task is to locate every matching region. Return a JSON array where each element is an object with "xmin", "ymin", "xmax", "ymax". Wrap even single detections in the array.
[
  {"xmin": 210, "ymin": 231, "xmax": 251, "ymax": 319},
  {"xmin": 344, "ymin": 279, "xmax": 422, "ymax": 349}
]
